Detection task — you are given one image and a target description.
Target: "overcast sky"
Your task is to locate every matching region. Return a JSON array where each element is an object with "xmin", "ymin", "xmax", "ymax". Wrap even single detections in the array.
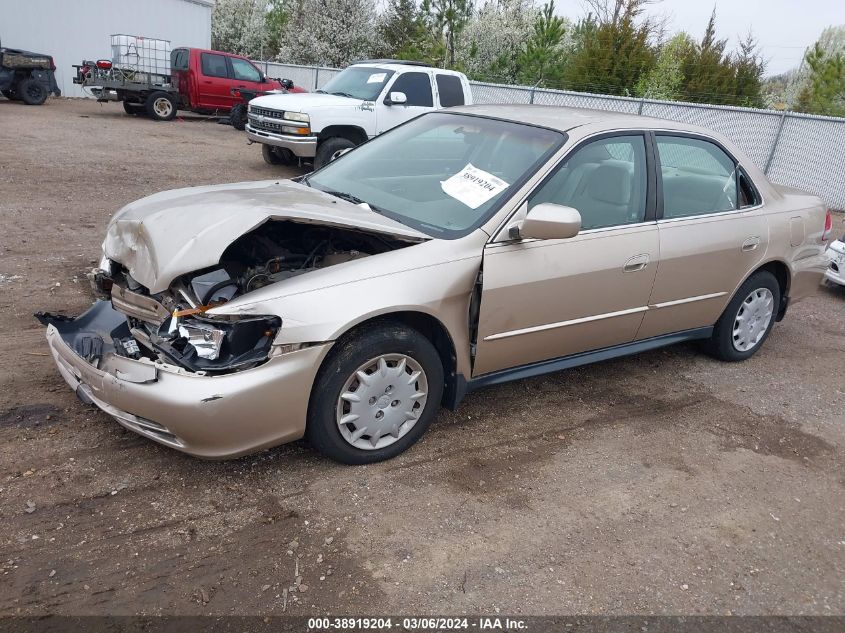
[{"xmin": 557, "ymin": 0, "xmax": 843, "ymax": 76}]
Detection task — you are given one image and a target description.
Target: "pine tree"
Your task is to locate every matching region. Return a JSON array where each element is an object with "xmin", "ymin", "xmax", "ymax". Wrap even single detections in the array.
[
  {"xmin": 422, "ymin": 0, "xmax": 473, "ymax": 68},
  {"xmin": 796, "ymin": 42, "xmax": 845, "ymax": 116},
  {"xmin": 376, "ymin": 0, "xmax": 427, "ymax": 61},
  {"xmin": 516, "ymin": 1, "xmax": 568, "ymax": 86}
]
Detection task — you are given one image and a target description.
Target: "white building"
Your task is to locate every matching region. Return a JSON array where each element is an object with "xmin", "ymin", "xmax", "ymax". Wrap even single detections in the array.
[{"xmin": 0, "ymin": 0, "xmax": 214, "ymax": 98}]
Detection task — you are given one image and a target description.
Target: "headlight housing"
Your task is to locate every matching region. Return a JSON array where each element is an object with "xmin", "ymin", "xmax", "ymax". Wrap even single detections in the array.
[
  {"xmin": 154, "ymin": 314, "xmax": 281, "ymax": 372},
  {"xmin": 284, "ymin": 111, "xmax": 309, "ymax": 123}
]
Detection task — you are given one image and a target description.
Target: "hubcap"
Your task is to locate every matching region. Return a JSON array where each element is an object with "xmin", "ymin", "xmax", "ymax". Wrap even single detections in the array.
[
  {"xmin": 153, "ymin": 97, "xmax": 172, "ymax": 117},
  {"xmin": 732, "ymin": 287, "xmax": 774, "ymax": 352},
  {"xmin": 336, "ymin": 354, "xmax": 428, "ymax": 451}
]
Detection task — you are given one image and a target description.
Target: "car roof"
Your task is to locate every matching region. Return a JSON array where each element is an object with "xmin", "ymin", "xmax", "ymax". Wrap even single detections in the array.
[{"xmin": 447, "ymin": 104, "xmax": 719, "ymax": 137}]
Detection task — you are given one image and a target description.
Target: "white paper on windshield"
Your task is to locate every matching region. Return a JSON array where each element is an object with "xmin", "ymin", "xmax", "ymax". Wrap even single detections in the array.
[
  {"xmin": 440, "ymin": 164, "xmax": 510, "ymax": 209},
  {"xmin": 367, "ymin": 72, "xmax": 387, "ymax": 84}
]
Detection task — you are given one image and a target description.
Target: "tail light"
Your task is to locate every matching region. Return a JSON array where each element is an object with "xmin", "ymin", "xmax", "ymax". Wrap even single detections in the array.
[
  {"xmin": 822, "ymin": 209, "xmax": 832, "ymax": 242},
  {"xmin": 49, "ymin": 57, "xmax": 56, "ymax": 71},
  {"xmin": 96, "ymin": 59, "xmax": 113, "ymax": 70}
]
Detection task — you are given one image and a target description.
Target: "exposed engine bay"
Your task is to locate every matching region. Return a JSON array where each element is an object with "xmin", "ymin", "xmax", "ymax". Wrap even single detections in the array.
[{"xmin": 85, "ymin": 221, "xmax": 415, "ymax": 374}]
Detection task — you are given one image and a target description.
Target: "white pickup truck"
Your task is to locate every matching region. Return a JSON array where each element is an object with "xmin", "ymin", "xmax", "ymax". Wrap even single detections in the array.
[{"xmin": 245, "ymin": 60, "xmax": 473, "ymax": 169}]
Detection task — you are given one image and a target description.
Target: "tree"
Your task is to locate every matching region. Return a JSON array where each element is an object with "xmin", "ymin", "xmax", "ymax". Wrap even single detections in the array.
[
  {"xmin": 457, "ymin": 0, "xmax": 538, "ymax": 82},
  {"xmin": 421, "ymin": 0, "xmax": 473, "ymax": 68},
  {"xmin": 211, "ymin": 0, "xmax": 270, "ymax": 59},
  {"xmin": 634, "ymin": 32, "xmax": 694, "ymax": 100},
  {"xmin": 276, "ymin": 0, "xmax": 377, "ymax": 67},
  {"xmin": 375, "ymin": 0, "xmax": 427, "ymax": 61},
  {"xmin": 265, "ymin": 0, "xmax": 292, "ymax": 59},
  {"xmin": 564, "ymin": 0, "xmax": 658, "ymax": 95},
  {"xmin": 796, "ymin": 42, "xmax": 845, "ymax": 116},
  {"xmin": 731, "ymin": 31, "xmax": 766, "ymax": 108},
  {"xmin": 513, "ymin": 1, "xmax": 569, "ymax": 86}
]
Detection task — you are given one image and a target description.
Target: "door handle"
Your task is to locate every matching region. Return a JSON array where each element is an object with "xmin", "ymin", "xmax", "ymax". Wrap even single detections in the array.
[
  {"xmin": 623, "ymin": 254, "xmax": 650, "ymax": 273},
  {"xmin": 741, "ymin": 237, "xmax": 761, "ymax": 252}
]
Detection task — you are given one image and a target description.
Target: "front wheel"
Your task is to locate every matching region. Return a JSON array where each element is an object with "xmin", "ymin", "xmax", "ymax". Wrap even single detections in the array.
[
  {"xmin": 19, "ymin": 78, "xmax": 48, "ymax": 105},
  {"xmin": 145, "ymin": 91, "xmax": 177, "ymax": 121},
  {"xmin": 261, "ymin": 144, "xmax": 294, "ymax": 166},
  {"xmin": 306, "ymin": 324, "xmax": 444, "ymax": 464},
  {"xmin": 314, "ymin": 137, "xmax": 355, "ymax": 170},
  {"xmin": 701, "ymin": 270, "xmax": 780, "ymax": 362}
]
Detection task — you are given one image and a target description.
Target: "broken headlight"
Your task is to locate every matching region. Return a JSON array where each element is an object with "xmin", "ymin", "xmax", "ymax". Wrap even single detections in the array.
[{"xmin": 155, "ymin": 314, "xmax": 281, "ymax": 372}]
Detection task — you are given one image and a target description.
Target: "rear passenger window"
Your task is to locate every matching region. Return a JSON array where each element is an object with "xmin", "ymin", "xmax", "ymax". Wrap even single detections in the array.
[
  {"xmin": 657, "ymin": 135, "xmax": 738, "ymax": 218},
  {"xmin": 529, "ymin": 135, "xmax": 648, "ymax": 230},
  {"xmin": 388, "ymin": 72, "xmax": 433, "ymax": 107},
  {"xmin": 200, "ymin": 53, "xmax": 229, "ymax": 78},
  {"xmin": 436, "ymin": 74, "xmax": 464, "ymax": 107},
  {"xmin": 738, "ymin": 170, "xmax": 760, "ymax": 208},
  {"xmin": 171, "ymin": 49, "xmax": 188, "ymax": 71}
]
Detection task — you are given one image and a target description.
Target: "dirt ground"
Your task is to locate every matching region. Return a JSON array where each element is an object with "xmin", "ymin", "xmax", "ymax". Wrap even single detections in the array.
[{"xmin": 0, "ymin": 98, "xmax": 843, "ymax": 617}]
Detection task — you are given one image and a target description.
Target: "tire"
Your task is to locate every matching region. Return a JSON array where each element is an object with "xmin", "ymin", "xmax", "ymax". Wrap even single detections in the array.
[
  {"xmin": 145, "ymin": 91, "xmax": 177, "ymax": 121},
  {"xmin": 306, "ymin": 323, "xmax": 445, "ymax": 464},
  {"xmin": 701, "ymin": 270, "xmax": 780, "ymax": 362},
  {"xmin": 230, "ymin": 103, "xmax": 247, "ymax": 130},
  {"xmin": 261, "ymin": 144, "xmax": 294, "ymax": 166},
  {"xmin": 2, "ymin": 88, "xmax": 19, "ymax": 101},
  {"xmin": 19, "ymin": 78, "xmax": 48, "ymax": 105},
  {"xmin": 123, "ymin": 101, "xmax": 145, "ymax": 116},
  {"xmin": 314, "ymin": 137, "xmax": 356, "ymax": 170}
]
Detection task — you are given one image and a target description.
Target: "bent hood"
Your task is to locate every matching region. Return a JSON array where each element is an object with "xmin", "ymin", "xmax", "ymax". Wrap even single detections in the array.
[{"xmin": 102, "ymin": 179, "xmax": 427, "ymax": 294}]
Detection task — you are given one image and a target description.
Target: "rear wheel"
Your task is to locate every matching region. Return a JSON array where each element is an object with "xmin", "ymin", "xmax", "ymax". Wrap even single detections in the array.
[
  {"xmin": 19, "ymin": 78, "xmax": 48, "ymax": 105},
  {"xmin": 701, "ymin": 270, "xmax": 780, "ymax": 361},
  {"xmin": 314, "ymin": 137, "xmax": 356, "ymax": 170},
  {"xmin": 261, "ymin": 144, "xmax": 294, "ymax": 166},
  {"xmin": 145, "ymin": 91, "xmax": 177, "ymax": 121},
  {"xmin": 306, "ymin": 324, "xmax": 444, "ymax": 464}
]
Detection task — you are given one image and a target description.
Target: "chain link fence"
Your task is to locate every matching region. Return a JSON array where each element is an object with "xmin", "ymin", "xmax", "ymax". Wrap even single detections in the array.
[{"xmin": 252, "ymin": 62, "xmax": 845, "ymax": 210}]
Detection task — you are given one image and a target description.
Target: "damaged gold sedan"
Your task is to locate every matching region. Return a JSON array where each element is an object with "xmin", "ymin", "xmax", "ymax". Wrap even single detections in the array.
[{"xmin": 40, "ymin": 107, "xmax": 832, "ymax": 463}]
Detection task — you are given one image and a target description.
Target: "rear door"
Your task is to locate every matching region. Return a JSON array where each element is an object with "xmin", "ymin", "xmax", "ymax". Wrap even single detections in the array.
[
  {"xmin": 376, "ymin": 71, "xmax": 434, "ymax": 134},
  {"xmin": 196, "ymin": 51, "xmax": 232, "ymax": 110},
  {"xmin": 636, "ymin": 133, "xmax": 768, "ymax": 340}
]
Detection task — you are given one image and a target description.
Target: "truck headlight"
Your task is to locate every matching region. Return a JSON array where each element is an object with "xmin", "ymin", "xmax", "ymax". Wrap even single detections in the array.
[{"xmin": 284, "ymin": 111, "xmax": 309, "ymax": 123}]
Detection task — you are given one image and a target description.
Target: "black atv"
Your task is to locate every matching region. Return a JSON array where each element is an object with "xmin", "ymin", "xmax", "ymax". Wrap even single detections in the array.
[{"xmin": 0, "ymin": 45, "xmax": 61, "ymax": 105}]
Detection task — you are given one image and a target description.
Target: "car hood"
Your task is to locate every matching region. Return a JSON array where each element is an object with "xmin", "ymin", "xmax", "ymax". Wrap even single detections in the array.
[
  {"xmin": 250, "ymin": 92, "xmax": 364, "ymax": 112},
  {"xmin": 102, "ymin": 179, "xmax": 428, "ymax": 294}
]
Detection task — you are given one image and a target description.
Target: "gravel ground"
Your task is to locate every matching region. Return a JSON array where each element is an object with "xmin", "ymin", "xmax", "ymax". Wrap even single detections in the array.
[{"xmin": 0, "ymin": 98, "xmax": 844, "ymax": 617}]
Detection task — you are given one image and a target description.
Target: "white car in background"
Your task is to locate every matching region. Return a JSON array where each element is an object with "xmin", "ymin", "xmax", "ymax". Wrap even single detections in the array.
[{"xmin": 825, "ymin": 233, "xmax": 845, "ymax": 287}]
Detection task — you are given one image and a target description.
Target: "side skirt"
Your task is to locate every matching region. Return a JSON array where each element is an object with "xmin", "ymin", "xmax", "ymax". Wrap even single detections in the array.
[{"xmin": 453, "ymin": 327, "xmax": 713, "ymax": 402}]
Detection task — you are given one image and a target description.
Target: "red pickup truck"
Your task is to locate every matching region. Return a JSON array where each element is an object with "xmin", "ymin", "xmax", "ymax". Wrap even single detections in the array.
[{"xmin": 75, "ymin": 45, "xmax": 305, "ymax": 121}]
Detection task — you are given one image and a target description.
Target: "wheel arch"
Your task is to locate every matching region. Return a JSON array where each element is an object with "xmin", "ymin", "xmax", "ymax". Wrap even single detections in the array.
[
  {"xmin": 325, "ymin": 309, "xmax": 462, "ymax": 409},
  {"xmin": 318, "ymin": 125, "xmax": 368, "ymax": 146},
  {"xmin": 737, "ymin": 259, "xmax": 791, "ymax": 321}
]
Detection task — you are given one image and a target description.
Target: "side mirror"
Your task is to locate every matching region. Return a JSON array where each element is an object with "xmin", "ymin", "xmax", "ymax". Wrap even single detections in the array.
[
  {"xmin": 384, "ymin": 91, "xmax": 407, "ymax": 106},
  {"xmin": 517, "ymin": 203, "xmax": 581, "ymax": 240}
]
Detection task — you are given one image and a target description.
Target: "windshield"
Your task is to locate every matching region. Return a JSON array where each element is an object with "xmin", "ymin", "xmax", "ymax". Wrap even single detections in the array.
[
  {"xmin": 307, "ymin": 112, "xmax": 565, "ymax": 238},
  {"xmin": 318, "ymin": 66, "xmax": 395, "ymax": 101}
]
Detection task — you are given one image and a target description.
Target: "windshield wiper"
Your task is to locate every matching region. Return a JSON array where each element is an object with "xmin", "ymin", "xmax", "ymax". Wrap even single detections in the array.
[
  {"xmin": 321, "ymin": 189, "xmax": 388, "ymax": 215},
  {"xmin": 330, "ymin": 91, "xmax": 356, "ymax": 98}
]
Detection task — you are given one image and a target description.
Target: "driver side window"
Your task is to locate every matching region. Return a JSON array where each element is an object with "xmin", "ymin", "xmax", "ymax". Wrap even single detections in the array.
[
  {"xmin": 529, "ymin": 135, "xmax": 648, "ymax": 231},
  {"xmin": 387, "ymin": 72, "xmax": 434, "ymax": 107}
]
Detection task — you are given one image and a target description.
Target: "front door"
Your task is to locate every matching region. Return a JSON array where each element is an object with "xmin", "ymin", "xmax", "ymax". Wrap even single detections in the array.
[
  {"xmin": 229, "ymin": 56, "xmax": 266, "ymax": 105},
  {"xmin": 376, "ymin": 71, "xmax": 434, "ymax": 134},
  {"xmin": 473, "ymin": 133, "xmax": 659, "ymax": 376}
]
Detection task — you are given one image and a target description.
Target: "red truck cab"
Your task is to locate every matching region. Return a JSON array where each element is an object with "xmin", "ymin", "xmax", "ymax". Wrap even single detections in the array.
[{"xmin": 170, "ymin": 48, "xmax": 304, "ymax": 113}]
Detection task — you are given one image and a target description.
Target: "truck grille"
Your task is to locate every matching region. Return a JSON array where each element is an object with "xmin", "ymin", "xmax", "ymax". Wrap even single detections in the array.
[
  {"xmin": 248, "ymin": 116, "xmax": 287, "ymax": 134},
  {"xmin": 249, "ymin": 106, "xmax": 284, "ymax": 119}
]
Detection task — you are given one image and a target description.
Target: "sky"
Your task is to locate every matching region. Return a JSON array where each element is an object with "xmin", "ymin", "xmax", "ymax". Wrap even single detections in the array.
[{"xmin": 557, "ymin": 0, "xmax": 844, "ymax": 76}]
